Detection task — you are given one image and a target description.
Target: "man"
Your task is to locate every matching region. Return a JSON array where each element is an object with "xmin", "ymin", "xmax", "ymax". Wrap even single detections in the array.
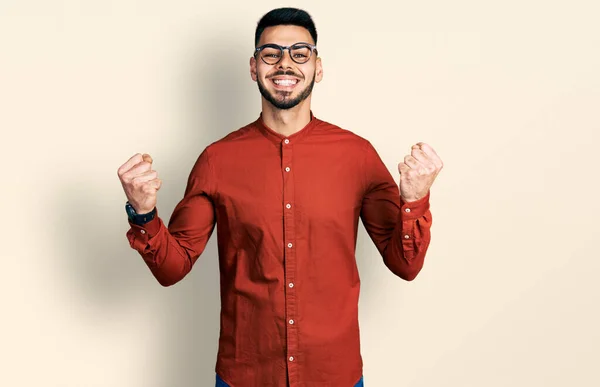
[{"xmin": 117, "ymin": 7, "xmax": 443, "ymax": 387}]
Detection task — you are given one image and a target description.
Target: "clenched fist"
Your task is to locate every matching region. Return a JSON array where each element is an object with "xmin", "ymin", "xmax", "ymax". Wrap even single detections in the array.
[
  {"xmin": 117, "ymin": 153, "xmax": 162, "ymax": 214},
  {"xmin": 397, "ymin": 142, "xmax": 443, "ymax": 202}
]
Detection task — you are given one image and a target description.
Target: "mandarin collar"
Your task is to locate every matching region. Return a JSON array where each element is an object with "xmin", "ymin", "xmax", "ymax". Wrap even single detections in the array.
[{"xmin": 255, "ymin": 111, "xmax": 319, "ymax": 145}]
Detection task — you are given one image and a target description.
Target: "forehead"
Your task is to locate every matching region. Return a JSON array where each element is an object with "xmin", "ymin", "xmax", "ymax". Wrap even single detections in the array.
[{"xmin": 258, "ymin": 25, "xmax": 315, "ymax": 46}]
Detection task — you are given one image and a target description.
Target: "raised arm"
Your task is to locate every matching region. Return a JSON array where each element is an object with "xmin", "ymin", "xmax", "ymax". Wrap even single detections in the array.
[
  {"xmin": 360, "ymin": 141, "xmax": 442, "ymax": 281},
  {"xmin": 118, "ymin": 147, "xmax": 217, "ymax": 286}
]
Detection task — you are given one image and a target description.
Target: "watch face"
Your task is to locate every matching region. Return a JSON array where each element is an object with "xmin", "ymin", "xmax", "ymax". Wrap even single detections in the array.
[{"xmin": 126, "ymin": 203, "xmax": 137, "ymax": 219}]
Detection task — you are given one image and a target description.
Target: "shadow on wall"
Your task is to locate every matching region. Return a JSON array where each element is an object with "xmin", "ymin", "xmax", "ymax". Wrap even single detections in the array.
[
  {"xmin": 51, "ymin": 33, "xmax": 256, "ymax": 387},
  {"xmin": 156, "ymin": 35, "xmax": 257, "ymax": 387},
  {"xmin": 50, "ymin": 31, "xmax": 381, "ymax": 387}
]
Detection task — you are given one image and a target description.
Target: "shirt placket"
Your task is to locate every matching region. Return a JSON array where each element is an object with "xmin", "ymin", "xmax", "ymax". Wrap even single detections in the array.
[{"xmin": 281, "ymin": 136, "xmax": 299, "ymax": 386}]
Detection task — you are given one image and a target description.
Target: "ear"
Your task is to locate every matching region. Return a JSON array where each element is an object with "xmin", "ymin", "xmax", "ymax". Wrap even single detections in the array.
[
  {"xmin": 315, "ymin": 56, "xmax": 323, "ymax": 83},
  {"xmin": 250, "ymin": 56, "xmax": 257, "ymax": 82}
]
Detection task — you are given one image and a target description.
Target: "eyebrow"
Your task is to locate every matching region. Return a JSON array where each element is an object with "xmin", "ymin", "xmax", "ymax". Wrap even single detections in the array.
[{"xmin": 259, "ymin": 41, "xmax": 314, "ymax": 46}]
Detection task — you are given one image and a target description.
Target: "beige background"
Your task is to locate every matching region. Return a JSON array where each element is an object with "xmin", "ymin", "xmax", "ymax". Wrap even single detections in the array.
[{"xmin": 2, "ymin": 0, "xmax": 599, "ymax": 386}]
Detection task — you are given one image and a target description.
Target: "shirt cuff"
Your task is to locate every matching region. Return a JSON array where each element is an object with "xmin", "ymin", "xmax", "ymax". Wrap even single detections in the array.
[
  {"xmin": 127, "ymin": 209, "xmax": 162, "ymax": 238},
  {"xmin": 399, "ymin": 190, "xmax": 430, "ymax": 220}
]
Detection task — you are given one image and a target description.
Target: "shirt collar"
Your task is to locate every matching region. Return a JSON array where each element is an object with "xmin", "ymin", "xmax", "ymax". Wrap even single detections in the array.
[{"xmin": 255, "ymin": 110, "xmax": 320, "ymax": 145}]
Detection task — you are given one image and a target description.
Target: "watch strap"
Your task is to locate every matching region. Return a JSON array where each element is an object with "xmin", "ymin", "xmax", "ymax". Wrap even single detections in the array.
[{"xmin": 126, "ymin": 201, "xmax": 157, "ymax": 225}]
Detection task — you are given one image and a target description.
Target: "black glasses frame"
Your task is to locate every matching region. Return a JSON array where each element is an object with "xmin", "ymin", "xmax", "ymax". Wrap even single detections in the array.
[{"xmin": 254, "ymin": 42, "xmax": 318, "ymax": 65}]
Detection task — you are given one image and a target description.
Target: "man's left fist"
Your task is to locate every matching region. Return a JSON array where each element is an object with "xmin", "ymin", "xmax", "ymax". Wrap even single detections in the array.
[{"xmin": 397, "ymin": 142, "xmax": 443, "ymax": 202}]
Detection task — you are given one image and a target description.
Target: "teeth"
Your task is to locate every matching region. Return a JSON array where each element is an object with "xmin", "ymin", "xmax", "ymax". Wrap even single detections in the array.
[{"xmin": 274, "ymin": 79, "xmax": 297, "ymax": 86}]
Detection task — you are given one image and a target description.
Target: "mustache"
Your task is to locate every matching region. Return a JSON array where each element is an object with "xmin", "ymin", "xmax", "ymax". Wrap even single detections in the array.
[{"xmin": 268, "ymin": 70, "xmax": 303, "ymax": 79}]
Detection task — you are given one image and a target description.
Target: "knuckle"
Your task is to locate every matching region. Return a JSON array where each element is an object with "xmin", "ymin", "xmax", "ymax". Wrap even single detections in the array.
[
  {"xmin": 118, "ymin": 165, "xmax": 128, "ymax": 177},
  {"xmin": 136, "ymin": 161, "xmax": 150, "ymax": 171}
]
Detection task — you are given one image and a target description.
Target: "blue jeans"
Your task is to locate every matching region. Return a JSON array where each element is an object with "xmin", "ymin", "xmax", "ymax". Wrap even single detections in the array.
[{"xmin": 216, "ymin": 373, "xmax": 364, "ymax": 386}]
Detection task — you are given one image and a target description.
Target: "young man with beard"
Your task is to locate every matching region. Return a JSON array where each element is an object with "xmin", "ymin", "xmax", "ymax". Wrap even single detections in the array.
[{"xmin": 118, "ymin": 7, "xmax": 443, "ymax": 387}]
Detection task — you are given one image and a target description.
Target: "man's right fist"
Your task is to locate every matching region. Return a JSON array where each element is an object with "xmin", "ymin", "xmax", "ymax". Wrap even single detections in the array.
[{"xmin": 117, "ymin": 153, "xmax": 162, "ymax": 214}]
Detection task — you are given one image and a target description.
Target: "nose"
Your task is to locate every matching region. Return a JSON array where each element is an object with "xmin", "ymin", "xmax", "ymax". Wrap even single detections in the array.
[{"xmin": 277, "ymin": 48, "xmax": 294, "ymax": 68}]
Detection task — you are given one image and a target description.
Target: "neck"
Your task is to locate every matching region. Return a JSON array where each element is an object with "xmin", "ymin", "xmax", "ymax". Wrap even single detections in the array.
[{"xmin": 261, "ymin": 99, "xmax": 312, "ymax": 137}]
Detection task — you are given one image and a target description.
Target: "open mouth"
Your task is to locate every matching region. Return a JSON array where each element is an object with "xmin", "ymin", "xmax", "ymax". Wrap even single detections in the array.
[{"xmin": 270, "ymin": 77, "xmax": 300, "ymax": 89}]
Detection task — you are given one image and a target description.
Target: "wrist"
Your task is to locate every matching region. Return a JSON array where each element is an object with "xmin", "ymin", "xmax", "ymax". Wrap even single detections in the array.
[
  {"xmin": 401, "ymin": 195, "xmax": 419, "ymax": 203},
  {"xmin": 126, "ymin": 201, "xmax": 157, "ymax": 225},
  {"xmin": 137, "ymin": 207, "xmax": 155, "ymax": 215}
]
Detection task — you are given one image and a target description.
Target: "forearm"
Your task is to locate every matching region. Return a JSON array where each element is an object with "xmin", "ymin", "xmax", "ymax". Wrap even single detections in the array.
[
  {"xmin": 126, "ymin": 218, "xmax": 190, "ymax": 287},
  {"xmin": 126, "ymin": 204, "xmax": 215, "ymax": 286}
]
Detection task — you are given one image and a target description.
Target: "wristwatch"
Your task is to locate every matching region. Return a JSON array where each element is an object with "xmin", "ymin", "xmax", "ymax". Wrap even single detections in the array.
[{"xmin": 125, "ymin": 201, "xmax": 156, "ymax": 225}]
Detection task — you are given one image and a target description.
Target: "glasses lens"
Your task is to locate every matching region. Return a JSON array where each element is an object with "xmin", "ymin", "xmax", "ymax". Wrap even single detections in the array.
[
  {"xmin": 260, "ymin": 46, "xmax": 282, "ymax": 64},
  {"xmin": 290, "ymin": 45, "xmax": 311, "ymax": 63}
]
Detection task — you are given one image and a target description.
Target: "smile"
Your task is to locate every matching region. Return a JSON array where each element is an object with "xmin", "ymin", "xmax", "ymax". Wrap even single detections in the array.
[{"xmin": 271, "ymin": 78, "xmax": 300, "ymax": 89}]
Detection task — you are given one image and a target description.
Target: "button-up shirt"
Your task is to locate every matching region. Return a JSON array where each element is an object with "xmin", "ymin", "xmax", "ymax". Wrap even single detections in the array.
[{"xmin": 126, "ymin": 111, "xmax": 433, "ymax": 387}]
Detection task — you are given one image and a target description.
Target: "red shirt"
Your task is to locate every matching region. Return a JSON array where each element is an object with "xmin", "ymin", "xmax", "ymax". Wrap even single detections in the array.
[{"xmin": 126, "ymin": 112, "xmax": 433, "ymax": 386}]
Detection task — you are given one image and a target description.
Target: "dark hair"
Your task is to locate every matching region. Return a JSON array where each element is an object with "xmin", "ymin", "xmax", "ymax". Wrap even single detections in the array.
[{"xmin": 255, "ymin": 7, "xmax": 317, "ymax": 47}]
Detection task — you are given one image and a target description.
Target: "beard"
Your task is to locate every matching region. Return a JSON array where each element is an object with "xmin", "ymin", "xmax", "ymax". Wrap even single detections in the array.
[{"xmin": 257, "ymin": 70, "xmax": 316, "ymax": 110}]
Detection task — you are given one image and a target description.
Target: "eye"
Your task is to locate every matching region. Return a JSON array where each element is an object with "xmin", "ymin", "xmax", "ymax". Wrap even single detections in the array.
[{"xmin": 290, "ymin": 45, "xmax": 311, "ymax": 60}]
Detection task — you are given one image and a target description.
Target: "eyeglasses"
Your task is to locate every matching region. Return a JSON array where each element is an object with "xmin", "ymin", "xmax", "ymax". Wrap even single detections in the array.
[{"xmin": 254, "ymin": 42, "xmax": 318, "ymax": 65}]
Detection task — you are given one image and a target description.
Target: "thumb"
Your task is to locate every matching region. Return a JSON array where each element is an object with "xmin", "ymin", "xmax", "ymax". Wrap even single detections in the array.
[
  {"xmin": 147, "ymin": 178, "xmax": 162, "ymax": 191},
  {"xmin": 142, "ymin": 153, "xmax": 153, "ymax": 164},
  {"xmin": 398, "ymin": 162, "xmax": 409, "ymax": 176}
]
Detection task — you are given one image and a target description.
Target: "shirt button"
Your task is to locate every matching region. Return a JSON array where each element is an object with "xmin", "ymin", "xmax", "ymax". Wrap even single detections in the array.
[
  {"xmin": 289, "ymin": 282, "xmax": 294, "ymax": 288},
  {"xmin": 404, "ymin": 234, "xmax": 410, "ymax": 239},
  {"xmin": 289, "ymin": 319, "xmax": 294, "ymax": 324},
  {"xmin": 285, "ymin": 167, "xmax": 291, "ymax": 172},
  {"xmin": 284, "ymin": 139, "xmax": 290, "ymax": 144},
  {"xmin": 289, "ymin": 356, "xmax": 294, "ymax": 362},
  {"xmin": 405, "ymin": 208, "xmax": 411, "ymax": 213},
  {"xmin": 286, "ymin": 203, "xmax": 292, "ymax": 209},
  {"xmin": 140, "ymin": 229, "xmax": 146, "ymax": 234},
  {"xmin": 287, "ymin": 243, "xmax": 293, "ymax": 248}
]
